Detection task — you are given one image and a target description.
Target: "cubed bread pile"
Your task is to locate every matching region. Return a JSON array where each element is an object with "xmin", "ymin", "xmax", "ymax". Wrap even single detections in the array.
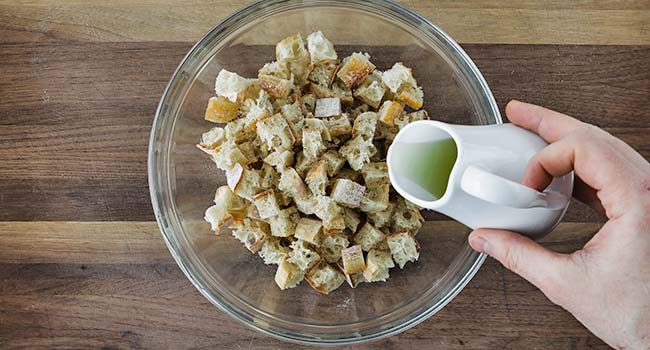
[{"xmin": 199, "ymin": 31, "xmax": 427, "ymax": 294}]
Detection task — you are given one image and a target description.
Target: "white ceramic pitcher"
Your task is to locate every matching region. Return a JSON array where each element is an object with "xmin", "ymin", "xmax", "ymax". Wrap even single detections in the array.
[{"xmin": 387, "ymin": 121, "xmax": 574, "ymax": 239}]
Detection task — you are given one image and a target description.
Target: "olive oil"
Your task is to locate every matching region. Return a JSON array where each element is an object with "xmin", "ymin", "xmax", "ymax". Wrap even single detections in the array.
[{"xmin": 390, "ymin": 138, "xmax": 458, "ymax": 199}]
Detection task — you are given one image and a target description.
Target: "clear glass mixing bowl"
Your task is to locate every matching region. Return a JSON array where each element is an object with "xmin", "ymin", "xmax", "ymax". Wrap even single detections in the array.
[{"xmin": 148, "ymin": 0, "xmax": 501, "ymax": 345}]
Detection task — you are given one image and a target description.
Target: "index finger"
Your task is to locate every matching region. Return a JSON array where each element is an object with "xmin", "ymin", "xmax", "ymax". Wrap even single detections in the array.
[{"xmin": 506, "ymin": 100, "xmax": 586, "ymax": 143}]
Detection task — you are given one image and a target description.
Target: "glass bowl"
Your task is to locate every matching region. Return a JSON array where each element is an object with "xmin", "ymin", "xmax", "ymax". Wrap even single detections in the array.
[{"xmin": 148, "ymin": 0, "xmax": 501, "ymax": 345}]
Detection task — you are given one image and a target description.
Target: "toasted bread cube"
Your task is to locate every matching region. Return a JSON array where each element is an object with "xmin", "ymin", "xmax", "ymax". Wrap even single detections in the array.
[
  {"xmin": 341, "ymin": 245, "xmax": 365, "ymax": 274},
  {"xmin": 374, "ymin": 119, "xmax": 399, "ymax": 141},
  {"xmin": 319, "ymin": 231, "xmax": 350, "ymax": 263},
  {"xmin": 395, "ymin": 110, "xmax": 428, "ymax": 130},
  {"xmin": 387, "ymin": 230, "xmax": 420, "ymax": 268},
  {"xmin": 275, "ymin": 259, "xmax": 304, "ymax": 290},
  {"xmin": 259, "ymin": 73, "xmax": 294, "ymax": 98},
  {"xmin": 278, "ymin": 167, "xmax": 308, "ymax": 199},
  {"xmin": 381, "ymin": 62, "xmax": 417, "ymax": 93},
  {"xmin": 253, "ymin": 189, "xmax": 281, "ymax": 219},
  {"xmin": 288, "ymin": 239, "xmax": 321, "ymax": 271},
  {"xmin": 294, "ymin": 218, "xmax": 323, "ymax": 246},
  {"xmin": 304, "ymin": 117, "xmax": 332, "ymax": 141},
  {"xmin": 363, "ymin": 248, "xmax": 395, "ymax": 282},
  {"xmin": 320, "ymin": 150, "xmax": 346, "ymax": 177},
  {"xmin": 353, "ymin": 72, "xmax": 386, "ymax": 109},
  {"xmin": 203, "ymin": 185, "xmax": 247, "ymax": 232},
  {"xmin": 276, "ymin": 34, "xmax": 310, "ymax": 86},
  {"xmin": 343, "ymin": 207, "xmax": 361, "ymax": 233},
  {"xmin": 256, "ymin": 114, "xmax": 295, "ymax": 152},
  {"xmin": 314, "ymin": 196, "xmax": 346, "ymax": 231},
  {"xmin": 367, "ymin": 202, "xmax": 395, "ymax": 229},
  {"xmin": 294, "ymin": 194, "xmax": 317, "ymax": 215},
  {"xmin": 308, "ymin": 60, "xmax": 339, "ymax": 87},
  {"xmin": 309, "ymin": 82, "xmax": 335, "ymax": 98},
  {"xmin": 214, "ymin": 69, "xmax": 253, "ymax": 103},
  {"xmin": 242, "ymin": 90, "xmax": 273, "ymax": 131},
  {"xmin": 334, "ymin": 167, "xmax": 363, "ymax": 183},
  {"xmin": 305, "ymin": 261, "xmax": 345, "ymax": 294},
  {"xmin": 392, "ymin": 198, "xmax": 425, "ymax": 233},
  {"xmin": 204, "ymin": 96, "xmax": 240, "ymax": 123},
  {"xmin": 231, "ymin": 218, "xmax": 269, "ymax": 253},
  {"xmin": 259, "ymin": 163, "xmax": 279, "ymax": 189},
  {"xmin": 330, "ymin": 178, "xmax": 365, "ymax": 208},
  {"xmin": 360, "ymin": 162, "xmax": 389, "ymax": 185},
  {"xmin": 264, "ymin": 150, "xmax": 294, "ymax": 171},
  {"xmin": 378, "ymin": 100, "xmax": 404, "ymax": 127},
  {"xmin": 314, "ymin": 97, "xmax": 341, "ymax": 118},
  {"xmin": 238, "ymin": 141, "xmax": 260, "ymax": 164},
  {"xmin": 337, "ymin": 52, "xmax": 375, "ymax": 87},
  {"xmin": 339, "ymin": 135, "xmax": 376, "ymax": 171},
  {"xmin": 332, "ymin": 79, "xmax": 354, "ymax": 105},
  {"xmin": 225, "ymin": 117, "xmax": 256, "ymax": 143},
  {"xmin": 269, "ymin": 206, "xmax": 300, "ymax": 237},
  {"xmin": 325, "ymin": 113, "xmax": 352, "ymax": 138},
  {"xmin": 300, "ymin": 94, "xmax": 317, "ymax": 113},
  {"xmin": 246, "ymin": 202, "xmax": 262, "ymax": 221},
  {"xmin": 305, "ymin": 160, "xmax": 329, "ymax": 196},
  {"xmin": 352, "ymin": 111, "xmax": 379, "ymax": 140},
  {"xmin": 212, "ymin": 141, "xmax": 249, "ymax": 172},
  {"xmin": 227, "ymin": 163, "xmax": 261, "ymax": 201},
  {"xmin": 307, "ymin": 31, "xmax": 337, "ymax": 64},
  {"xmin": 360, "ymin": 182, "xmax": 390, "ymax": 213},
  {"xmin": 303, "ymin": 128, "xmax": 327, "ymax": 160},
  {"xmin": 259, "ymin": 237, "xmax": 290, "ymax": 265},
  {"xmin": 294, "ymin": 151, "xmax": 315, "ymax": 178},
  {"xmin": 354, "ymin": 222, "xmax": 386, "ymax": 251},
  {"xmin": 396, "ymin": 85, "xmax": 424, "ymax": 109},
  {"xmin": 198, "ymin": 127, "xmax": 226, "ymax": 148}
]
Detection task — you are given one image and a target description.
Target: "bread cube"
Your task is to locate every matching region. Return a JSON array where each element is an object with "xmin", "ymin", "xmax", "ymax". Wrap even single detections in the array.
[
  {"xmin": 278, "ymin": 167, "xmax": 309, "ymax": 199},
  {"xmin": 294, "ymin": 151, "xmax": 315, "ymax": 178},
  {"xmin": 256, "ymin": 114, "xmax": 295, "ymax": 152},
  {"xmin": 332, "ymin": 79, "xmax": 355, "ymax": 105},
  {"xmin": 214, "ymin": 69, "xmax": 253, "ymax": 103},
  {"xmin": 264, "ymin": 150, "xmax": 294, "ymax": 171},
  {"xmin": 242, "ymin": 90, "xmax": 273, "ymax": 131},
  {"xmin": 300, "ymin": 94, "xmax": 317, "ymax": 114},
  {"xmin": 302, "ymin": 128, "xmax": 327, "ymax": 160},
  {"xmin": 225, "ymin": 117, "xmax": 256, "ymax": 143},
  {"xmin": 352, "ymin": 111, "xmax": 379, "ymax": 140},
  {"xmin": 314, "ymin": 195, "xmax": 346, "ymax": 231},
  {"xmin": 320, "ymin": 150, "xmax": 346, "ymax": 177},
  {"xmin": 337, "ymin": 52, "xmax": 375, "ymax": 87},
  {"xmin": 363, "ymin": 248, "xmax": 395, "ymax": 282},
  {"xmin": 304, "ymin": 117, "xmax": 332, "ymax": 141},
  {"xmin": 395, "ymin": 110, "xmax": 428, "ymax": 130},
  {"xmin": 396, "ymin": 85, "xmax": 424, "ymax": 109},
  {"xmin": 353, "ymin": 222, "xmax": 386, "ymax": 251},
  {"xmin": 258, "ymin": 237, "xmax": 290, "ymax": 265},
  {"xmin": 341, "ymin": 245, "xmax": 365, "ymax": 275},
  {"xmin": 237, "ymin": 141, "xmax": 260, "ymax": 164},
  {"xmin": 253, "ymin": 189, "xmax": 281, "ymax": 219},
  {"xmin": 288, "ymin": 239, "xmax": 321, "ymax": 271},
  {"xmin": 314, "ymin": 97, "xmax": 341, "ymax": 118},
  {"xmin": 308, "ymin": 60, "xmax": 339, "ymax": 87},
  {"xmin": 231, "ymin": 218, "xmax": 269, "ymax": 253},
  {"xmin": 212, "ymin": 141, "xmax": 249, "ymax": 172},
  {"xmin": 294, "ymin": 194, "xmax": 317, "ymax": 215},
  {"xmin": 343, "ymin": 207, "xmax": 361, "ymax": 233},
  {"xmin": 339, "ymin": 135, "xmax": 376, "ymax": 171},
  {"xmin": 367, "ymin": 202, "xmax": 395, "ymax": 229},
  {"xmin": 378, "ymin": 100, "xmax": 404, "ymax": 127},
  {"xmin": 198, "ymin": 127, "xmax": 226, "ymax": 148},
  {"xmin": 258, "ymin": 60, "xmax": 294, "ymax": 98},
  {"xmin": 360, "ymin": 162, "xmax": 389, "ymax": 185},
  {"xmin": 353, "ymin": 72, "xmax": 386, "ymax": 109},
  {"xmin": 275, "ymin": 258, "xmax": 304, "ymax": 290},
  {"xmin": 387, "ymin": 230, "xmax": 420, "ymax": 268},
  {"xmin": 259, "ymin": 162, "xmax": 280, "ymax": 189},
  {"xmin": 392, "ymin": 198, "xmax": 424, "ymax": 233},
  {"xmin": 307, "ymin": 31, "xmax": 337, "ymax": 64},
  {"xmin": 359, "ymin": 182, "xmax": 390, "ymax": 213},
  {"xmin": 305, "ymin": 261, "xmax": 345, "ymax": 294},
  {"xmin": 347, "ymin": 101, "xmax": 370, "ymax": 119},
  {"xmin": 227, "ymin": 163, "xmax": 261, "ymax": 201},
  {"xmin": 305, "ymin": 160, "xmax": 329, "ymax": 196},
  {"xmin": 294, "ymin": 218, "xmax": 323, "ymax": 246},
  {"xmin": 324, "ymin": 113, "xmax": 352, "ymax": 138},
  {"xmin": 330, "ymin": 178, "xmax": 365, "ymax": 208},
  {"xmin": 319, "ymin": 231, "xmax": 350, "ymax": 263},
  {"xmin": 203, "ymin": 185, "xmax": 247, "ymax": 232},
  {"xmin": 269, "ymin": 206, "xmax": 300, "ymax": 237},
  {"xmin": 381, "ymin": 62, "xmax": 417, "ymax": 93},
  {"xmin": 204, "ymin": 96, "xmax": 240, "ymax": 123},
  {"xmin": 334, "ymin": 167, "xmax": 363, "ymax": 183}
]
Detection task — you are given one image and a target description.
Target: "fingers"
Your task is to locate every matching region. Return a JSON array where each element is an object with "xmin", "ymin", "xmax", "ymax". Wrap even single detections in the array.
[
  {"xmin": 469, "ymin": 229, "xmax": 569, "ymax": 303},
  {"xmin": 506, "ymin": 100, "xmax": 585, "ymax": 143},
  {"xmin": 573, "ymin": 176, "xmax": 606, "ymax": 216}
]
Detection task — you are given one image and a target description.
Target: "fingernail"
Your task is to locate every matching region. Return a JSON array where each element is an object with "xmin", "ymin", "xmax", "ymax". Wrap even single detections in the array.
[{"xmin": 469, "ymin": 235, "xmax": 490, "ymax": 255}]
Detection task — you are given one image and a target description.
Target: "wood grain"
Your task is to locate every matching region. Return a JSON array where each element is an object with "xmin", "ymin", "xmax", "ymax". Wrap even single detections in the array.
[
  {"xmin": 0, "ymin": 222, "xmax": 609, "ymax": 349},
  {"xmin": 0, "ymin": 0, "xmax": 648, "ymax": 45},
  {"xmin": 1, "ymin": 42, "xmax": 648, "ymax": 221}
]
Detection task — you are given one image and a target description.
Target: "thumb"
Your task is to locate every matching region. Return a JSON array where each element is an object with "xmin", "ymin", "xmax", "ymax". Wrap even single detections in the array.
[{"xmin": 468, "ymin": 228, "xmax": 568, "ymax": 297}]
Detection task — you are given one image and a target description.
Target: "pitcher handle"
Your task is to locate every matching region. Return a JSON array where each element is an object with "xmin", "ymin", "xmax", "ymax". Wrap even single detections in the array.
[{"xmin": 460, "ymin": 165, "xmax": 569, "ymax": 210}]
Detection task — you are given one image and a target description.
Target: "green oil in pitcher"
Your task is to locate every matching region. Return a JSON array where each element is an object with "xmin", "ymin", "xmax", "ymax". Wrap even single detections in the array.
[{"xmin": 390, "ymin": 138, "xmax": 458, "ymax": 199}]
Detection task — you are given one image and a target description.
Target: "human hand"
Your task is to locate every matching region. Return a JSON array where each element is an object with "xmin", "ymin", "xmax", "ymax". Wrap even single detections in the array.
[{"xmin": 468, "ymin": 100, "xmax": 650, "ymax": 349}]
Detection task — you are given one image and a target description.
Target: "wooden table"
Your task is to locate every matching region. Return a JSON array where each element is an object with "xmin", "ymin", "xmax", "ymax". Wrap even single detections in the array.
[{"xmin": 1, "ymin": 1, "xmax": 648, "ymax": 349}]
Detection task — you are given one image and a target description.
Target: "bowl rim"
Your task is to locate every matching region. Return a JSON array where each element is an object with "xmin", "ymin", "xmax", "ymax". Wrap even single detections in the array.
[{"xmin": 148, "ymin": 0, "xmax": 500, "ymax": 345}]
